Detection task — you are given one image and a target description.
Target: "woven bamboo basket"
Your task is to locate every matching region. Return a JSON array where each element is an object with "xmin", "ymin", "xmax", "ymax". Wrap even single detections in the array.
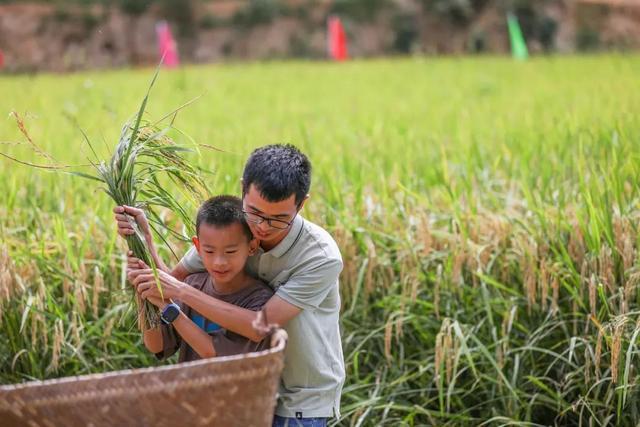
[{"xmin": 0, "ymin": 330, "xmax": 287, "ymax": 427}]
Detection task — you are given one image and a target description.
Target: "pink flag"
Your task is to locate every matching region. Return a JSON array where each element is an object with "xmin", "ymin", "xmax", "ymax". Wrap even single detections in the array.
[
  {"xmin": 156, "ymin": 21, "xmax": 179, "ymax": 68},
  {"xmin": 327, "ymin": 16, "xmax": 348, "ymax": 61}
]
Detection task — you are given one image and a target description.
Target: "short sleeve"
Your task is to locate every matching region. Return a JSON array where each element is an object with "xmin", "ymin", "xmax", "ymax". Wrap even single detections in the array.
[
  {"xmin": 210, "ymin": 284, "xmax": 273, "ymax": 356},
  {"xmin": 210, "ymin": 330, "xmax": 270, "ymax": 357},
  {"xmin": 179, "ymin": 245, "xmax": 205, "ymax": 274},
  {"xmin": 276, "ymin": 257, "xmax": 343, "ymax": 311},
  {"xmin": 240, "ymin": 285, "xmax": 274, "ymax": 311}
]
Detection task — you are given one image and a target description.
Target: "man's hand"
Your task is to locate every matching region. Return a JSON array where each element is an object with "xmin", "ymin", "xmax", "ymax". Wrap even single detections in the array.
[
  {"xmin": 130, "ymin": 269, "xmax": 188, "ymax": 301},
  {"xmin": 116, "ymin": 207, "xmax": 169, "ymax": 273},
  {"xmin": 113, "ymin": 205, "xmax": 152, "ymax": 241}
]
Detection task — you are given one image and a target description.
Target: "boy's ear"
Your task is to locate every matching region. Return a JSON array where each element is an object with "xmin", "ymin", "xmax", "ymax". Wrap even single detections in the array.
[
  {"xmin": 192, "ymin": 236, "xmax": 201, "ymax": 252},
  {"xmin": 248, "ymin": 238, "xmax": 259, "ymax": 256},
  {"xmin": 297, "ymin": 194, "xmax": 310, "ymax": 212}
]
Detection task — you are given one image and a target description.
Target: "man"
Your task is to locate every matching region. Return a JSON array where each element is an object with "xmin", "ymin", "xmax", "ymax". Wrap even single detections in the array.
[{"xmin": 117, "ymin": 144, "xmax": 345, "ymax": 426}]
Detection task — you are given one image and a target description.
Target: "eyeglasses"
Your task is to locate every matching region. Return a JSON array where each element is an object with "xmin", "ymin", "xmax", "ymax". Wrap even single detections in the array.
[{"xmin": 242, "ymin": 211, "xmax": 294, "ymax": 230}]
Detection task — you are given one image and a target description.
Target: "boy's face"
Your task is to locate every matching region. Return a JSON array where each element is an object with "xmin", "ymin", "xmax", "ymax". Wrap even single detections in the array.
[
  {"xmin": 242, "ymin": 184, "xmax": 306, "ymax": 248},
  {"xmin": 193, "ymin": 222, "xmax": 258, "ymax": 286}
]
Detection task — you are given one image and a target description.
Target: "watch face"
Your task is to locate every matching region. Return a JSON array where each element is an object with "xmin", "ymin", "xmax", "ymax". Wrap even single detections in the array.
[{"xmin": 161, "ymin": 304, "xmax": 180, "ymax": 324}]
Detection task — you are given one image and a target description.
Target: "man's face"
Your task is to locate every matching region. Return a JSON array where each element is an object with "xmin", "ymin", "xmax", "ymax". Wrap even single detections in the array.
[
  {"xmin": 193, "ymin": 222, "xmax": 257, "ymax": 286},
  {"xmin": 242, "ymin": 184, "xmax": 303, "ymax": 248}
]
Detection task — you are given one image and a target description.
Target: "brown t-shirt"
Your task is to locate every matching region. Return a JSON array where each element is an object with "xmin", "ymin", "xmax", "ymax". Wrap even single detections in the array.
[{"xmin": 156, "ymin": 272, "xmax": 274, "ymax": 362}]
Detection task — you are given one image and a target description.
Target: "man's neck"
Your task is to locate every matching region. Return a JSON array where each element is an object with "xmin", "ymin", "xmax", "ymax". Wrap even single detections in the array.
[{"xmin": 260, "ymin": 227, "xmax": 292, "ymax": 252}]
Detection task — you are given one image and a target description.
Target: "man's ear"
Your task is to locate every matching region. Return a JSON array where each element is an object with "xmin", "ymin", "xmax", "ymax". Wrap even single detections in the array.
[
  {"xmin": 192, "ymin": 236, "xmax": 201, "ymax": 253},
  {"xmin": 297, "ymin": 194, "xmax": 310, "ymax": 212},
  {"xmin": 248, "ymin": 238, "xmax": 259, "ymax": 256}
]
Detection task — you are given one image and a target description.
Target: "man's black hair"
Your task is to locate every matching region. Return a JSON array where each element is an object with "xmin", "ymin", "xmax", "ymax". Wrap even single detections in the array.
[
  {"xmin": 196, "ymin": 195, "xmax": 253, "ymax": 240},
  {"xmin": 242, "ymin": 144, "xmax": 311, "ymax": 206}
]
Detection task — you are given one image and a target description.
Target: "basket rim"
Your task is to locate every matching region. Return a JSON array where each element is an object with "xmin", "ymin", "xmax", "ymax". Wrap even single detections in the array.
[{"xmin": 0, "ymin": 329, "xmax": 287, "ymax": 392}]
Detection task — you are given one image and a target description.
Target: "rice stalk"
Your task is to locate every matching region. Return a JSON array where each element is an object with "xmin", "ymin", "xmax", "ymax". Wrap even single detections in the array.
[
  {"xmin": 3, "ymin": 69, "xmax": 210, "ymax": 329},
  {"xmin": 383, "ymin": 316, "xmax": 393, "ymax": 364},
  {"xmin": 92, "ymin": 265, "xmax": 103, "ymax": 318},
  {"xmin": 610, "ymin": 317, "xmax": 627, "ymax": 384},
  {"xmin": 47, "ymin": 319, "xmax": 64, "ymax": 374},
  {"xmin": 0, "ymin": 246, "xmax": 17, "ymax": 307}
]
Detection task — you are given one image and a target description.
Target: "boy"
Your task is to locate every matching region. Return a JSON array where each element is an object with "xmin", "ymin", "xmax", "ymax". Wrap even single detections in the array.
[
  {"xmin": 140, "ymin": 195, "xmax": 273, "ymax": 362},
  {"xmin": 119, "ymin": 145, "xmax": 344, "ymax": 426}
]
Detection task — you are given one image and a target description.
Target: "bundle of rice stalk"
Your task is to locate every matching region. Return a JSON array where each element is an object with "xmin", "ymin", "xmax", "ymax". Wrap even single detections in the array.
[
  {"xmin": 5, "ymin": 69, "xmax": 210, "ymax": 329},
  {"xmin": 82, "ymin": 76, "xmax": 209, "ymax": 328}
]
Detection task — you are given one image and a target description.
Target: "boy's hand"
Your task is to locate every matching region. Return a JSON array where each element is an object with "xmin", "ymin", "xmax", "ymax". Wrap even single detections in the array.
[
  {"xmin": 145, "ymin": 295, "xmax": 168, "ymax": 309},
  {"xmin": 131, "ymin": 269, "xmax": 187, "ymax": 301},
  {"xmin": 126, "ymin": 252, "xmax": 150, "ymax": 290},
  {"xmin": 128, "ymin": 257, "xmax": 170, "ymax": 308},
  {"xmin": 113, "ymin": 205, "xmax": 152, "ymax": 241},
  {"xmin": 126, "ymin": 251, "xmax": 147, "ymax": 272}
]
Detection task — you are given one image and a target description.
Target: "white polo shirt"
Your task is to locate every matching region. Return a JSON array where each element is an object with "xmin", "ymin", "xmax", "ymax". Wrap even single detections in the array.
[{"xmin": 179, "ymin": 215, "xmax": 345, "ymax": 418}]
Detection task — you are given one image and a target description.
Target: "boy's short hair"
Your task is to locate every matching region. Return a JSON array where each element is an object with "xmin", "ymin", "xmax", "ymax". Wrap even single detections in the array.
[
  {"xmin": 196, "ymin": 195, "xmax": 253, "ymax": 240},
  {"xmin": 242, "ymin": 144, "xmax": 311, "ymax": 206}
]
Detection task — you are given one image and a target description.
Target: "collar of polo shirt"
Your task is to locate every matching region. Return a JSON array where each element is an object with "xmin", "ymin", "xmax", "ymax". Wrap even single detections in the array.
[{"xmin": 265, "ymin": 215, "xmax": 304, "ymax": 258}]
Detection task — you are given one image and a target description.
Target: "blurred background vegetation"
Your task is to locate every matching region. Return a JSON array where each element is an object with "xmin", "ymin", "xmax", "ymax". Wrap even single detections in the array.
[{"xmin": 1, "ymin": 0, "xmax": 638, "ymax": 72}]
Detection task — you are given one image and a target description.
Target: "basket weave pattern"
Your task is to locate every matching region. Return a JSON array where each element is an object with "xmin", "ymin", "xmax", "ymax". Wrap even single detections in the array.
[{"xmin": 0, "ymin": 333, "xmax": 286, "ymax": 427}]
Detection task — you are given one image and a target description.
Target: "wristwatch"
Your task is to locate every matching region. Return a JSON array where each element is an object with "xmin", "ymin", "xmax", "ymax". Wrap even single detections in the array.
[{"xmin": 160, "ymin": 303, "xmax": 181, "ymax": 325}]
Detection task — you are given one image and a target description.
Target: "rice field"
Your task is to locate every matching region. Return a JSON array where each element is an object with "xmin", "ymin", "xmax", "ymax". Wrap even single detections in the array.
[{"xmin": 2, "ymin": 55, "xmax": 640, "ymax": 426}]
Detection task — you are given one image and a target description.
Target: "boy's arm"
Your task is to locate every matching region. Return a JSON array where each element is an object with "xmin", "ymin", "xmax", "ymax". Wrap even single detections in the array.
[
  {"xmin": 147, "ymin": 307, "xmax": 216, "ymax": 360},
  {"xmin": 141, "ymin": 296, "xmax": 174, "ymax": 356},
  {"xmin": 171, "ymin": 312, "xmax": 217, "ymax": 359},
  {"xmin": 143, "ymin": 326, "xmax": 164, "ymax": 354},
  {"xmin": 144, "ymin": 293, "xmax": 216, "ymax": 359}
]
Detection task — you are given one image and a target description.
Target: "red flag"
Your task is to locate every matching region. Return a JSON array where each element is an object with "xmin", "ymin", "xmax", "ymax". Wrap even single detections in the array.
[
  {"xmin": 327, "ymin": 16, "xmax": 348, "ymax": 61},
  {"xmin": 0, "ymin": 49, "xmax": 4, "ymax": 70},
  {"xmin": 155, "ymin": 21, "xmax": 179, "ymax": 68}
]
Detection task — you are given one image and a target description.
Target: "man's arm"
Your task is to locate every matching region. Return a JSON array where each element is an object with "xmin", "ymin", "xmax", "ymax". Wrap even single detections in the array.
[
  {"xmin": 126, "ymin": 250, "xmax": 190, "ymax": 282},
  {"xmin": 179, "ymin": 288, "xmax": 301, "ymax": 343},
  {"xmin": 133, "ymin": 254, "xmax": 342, "ymax": 343},
  {"xmin": 131, "ymin": 270, "xmax": 302, "ymax": 342},
  {"xmin": 170, "ymin": 263, "xmax": 191, "ymax": 282}
]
